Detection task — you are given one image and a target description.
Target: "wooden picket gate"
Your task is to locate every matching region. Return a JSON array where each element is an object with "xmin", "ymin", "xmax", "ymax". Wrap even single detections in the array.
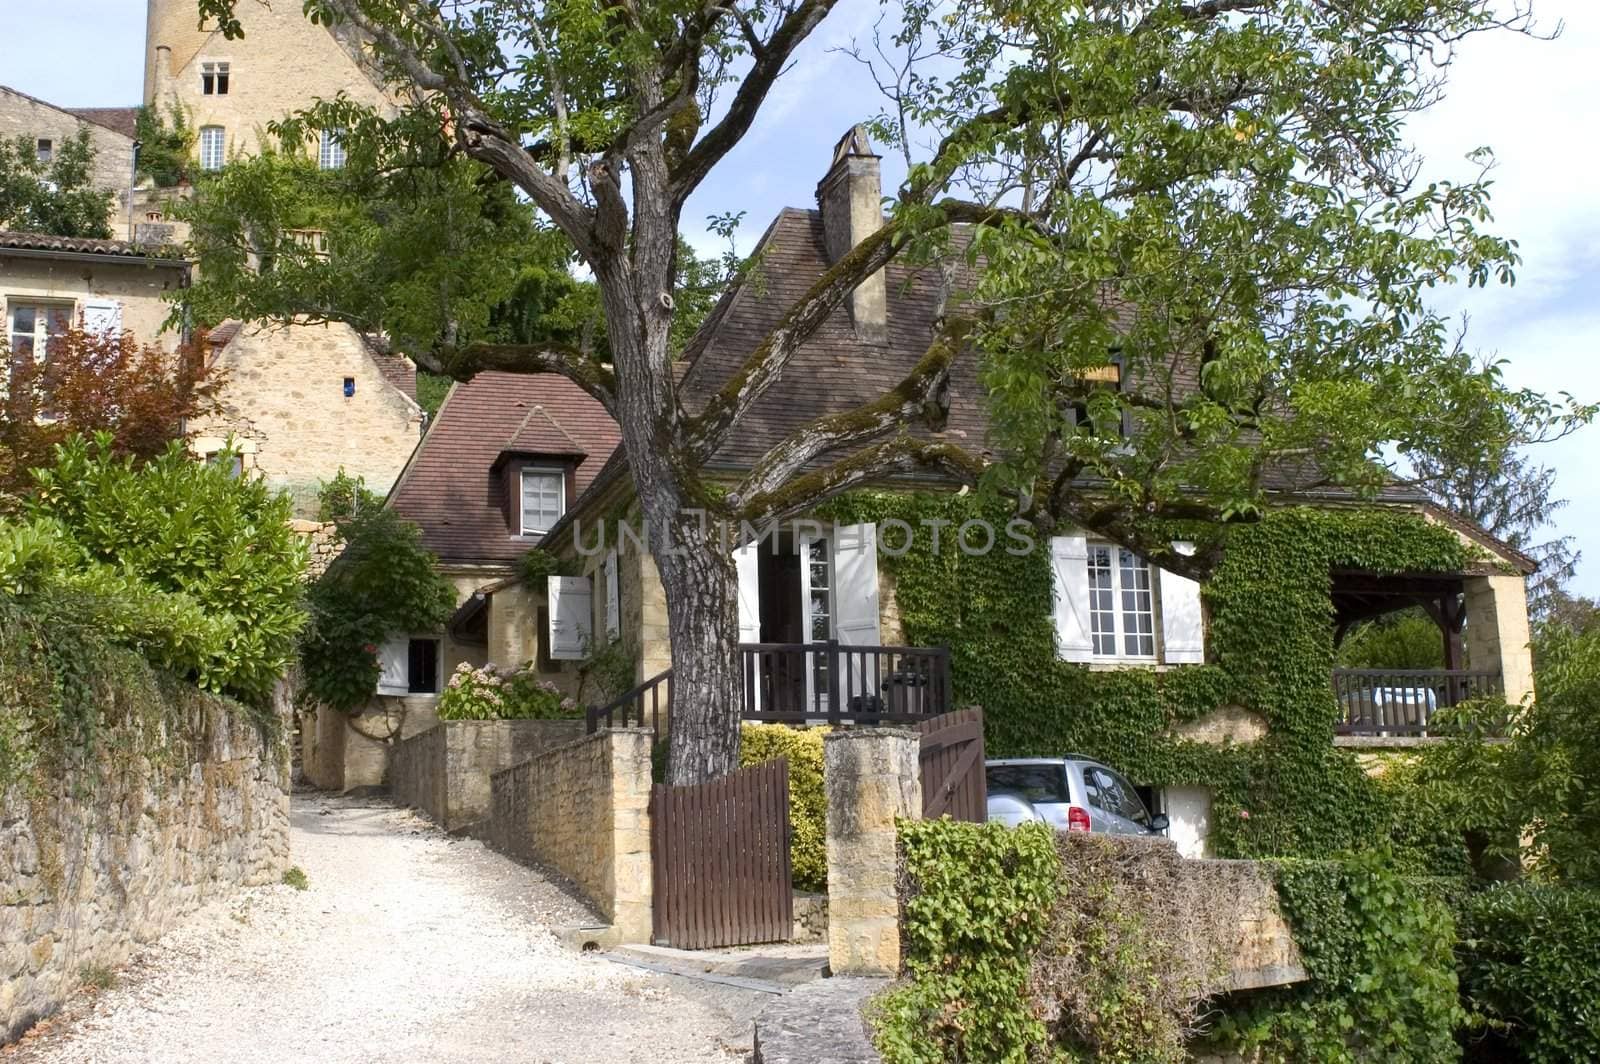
[
  {"xmin": 917, "ymin": 707, "xmax": 988, "ymax": 821},
  {"xmin": 650, "ymin": 758, "xmax": 793, "ymax": 949}
]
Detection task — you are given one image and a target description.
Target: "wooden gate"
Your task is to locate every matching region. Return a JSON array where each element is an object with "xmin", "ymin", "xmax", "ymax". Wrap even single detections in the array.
[
  {"xmin": 917, "ymin": 707, "xmax": 987, "ymax": 821},
  {"xmin": 650, "ymin": 758, "xmax": 793, "ymax": 949}
]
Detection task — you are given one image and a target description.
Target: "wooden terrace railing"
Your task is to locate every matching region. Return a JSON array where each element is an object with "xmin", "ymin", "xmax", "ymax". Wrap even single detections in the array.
[{"xmin": 1332, "ymin": 668, "xmax": 1504, "ymax": 736}]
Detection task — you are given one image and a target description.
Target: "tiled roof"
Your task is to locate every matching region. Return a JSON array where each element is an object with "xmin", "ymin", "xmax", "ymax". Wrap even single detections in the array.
[
  {"xmin": 67, "ymin": 106, "xmax": 141, "ymax": 140},
  {"xmin": 0, "ymin": 229, "xmax": 185, "ymax": 260},
  {"xmin": 387, "ymin": 372, "xmax": 622, "ymax": 564},
  {"xmin": 677, "ymin": 208, "xmax": 993, "ymax": 472}
]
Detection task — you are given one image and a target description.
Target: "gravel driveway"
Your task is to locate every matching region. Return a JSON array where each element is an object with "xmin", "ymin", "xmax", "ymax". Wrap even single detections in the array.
[{"xmin": 5, "ymin": 793, "xmax": 751, "ymax": 1063}]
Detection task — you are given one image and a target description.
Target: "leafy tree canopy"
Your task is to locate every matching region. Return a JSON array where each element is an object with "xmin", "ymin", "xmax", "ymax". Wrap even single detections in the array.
[
  {"xmin": 0, "ymin": 128, "xmax": 114, "ymax": 238},
  {"xmin": 192, "ymin": 0, "xmax": 1589, "ymax": 782},
  {"xmin": 0, "ymin": 327, "xmax": 222, "ymax": 505},
  {"xmin": 134, "ymin": 104, "xmax": 197, "ymax": 189}
]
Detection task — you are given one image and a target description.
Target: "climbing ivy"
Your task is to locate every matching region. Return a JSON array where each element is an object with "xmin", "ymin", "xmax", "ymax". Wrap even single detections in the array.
[{"xmin": 819, "ymin": 493, "xmax": 1476, "ymax": 858}]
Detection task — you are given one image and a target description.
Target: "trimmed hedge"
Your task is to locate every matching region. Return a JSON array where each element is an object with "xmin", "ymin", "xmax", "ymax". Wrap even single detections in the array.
[{"xmin": 740, "ymin": 723, "xmax": 827, "ymax": 891}]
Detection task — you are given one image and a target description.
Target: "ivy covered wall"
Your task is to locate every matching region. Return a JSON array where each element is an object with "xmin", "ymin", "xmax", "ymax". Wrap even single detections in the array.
[{"xmin": 821, "ymin": 493, "xmax": 1476, "ymax": 858}]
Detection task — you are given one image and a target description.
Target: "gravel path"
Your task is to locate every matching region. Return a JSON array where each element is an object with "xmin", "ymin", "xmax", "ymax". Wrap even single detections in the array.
[{"xmin": 5, "ymin": 793, "xmax": 751, "ymax": 1063}]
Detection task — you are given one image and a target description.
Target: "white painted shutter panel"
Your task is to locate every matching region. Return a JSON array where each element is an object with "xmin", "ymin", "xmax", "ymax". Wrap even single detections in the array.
[
  {"xmin": 82, "ymin": 299, "xmax": 122, "ymax": 336},
  {"xmin": 833, "ymin": 524, "xmax": 881, "ymax": 704},
  {"xmin": 734, "ymin": 540, "xmax": 762, "ymax": 713},
  {"xmin": 1051, "ymin": 533, "xmax": 1095, "ymax": 663},
  {"xmin": 603, "ymin": 549, "xmax": 620, "ymax": 642},
  {"xmin": 734, "ymin": 541, "xmax": 761, "ymax": 644},
  {"xmin": 1158, "ymin": 541, "xmax": 1205, "ymax": 664},
  {"xmin": 547, "ymin": 575, "xmax": 592, "ymax": 661},
  {"xmin": 833, "ymin": 523, "xmax": 880, "ymax": 646},
  {"xmin": 376, "ymin": 637, "xmax": 409, "ymax": 694}
]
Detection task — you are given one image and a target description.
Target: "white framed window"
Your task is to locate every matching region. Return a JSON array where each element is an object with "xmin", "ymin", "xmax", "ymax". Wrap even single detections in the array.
[
  {"xmin": 201, "ymin": 61, "xmax": 230, "ymax": 95},
  {"xmin": 198, "ymin": 126, "xmax": 226, "ymax": 171},
  {"xmin": 1086, "ymin": 543, "xmax": 1155, "ymax": 659},
  {"xmin": 35, "ymin": 139, "xmax": 52, "ymax": 164},
  {"xmin": 318, "ymin": 129, "xmax": 346, "ymax": 170},
  {"xmin": 519, "ymin": 468, "xmax": 564, "ymax": 536},
  {"xmin": 6, "ymin": 301, "xmax": 74, "ymax": 361}
]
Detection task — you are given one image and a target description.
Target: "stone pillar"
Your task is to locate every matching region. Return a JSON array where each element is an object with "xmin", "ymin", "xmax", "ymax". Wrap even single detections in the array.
[
  {"xmin": 605, "ymin": 729, "xmax": 655, "ymax": 943},
  {"xmin": 824, "ymin": 728, "xmax": 920, "ymax": 976},
  {"xmin": 1465, "ymin": 573, "xmax": 1535, "ymax": 705}
]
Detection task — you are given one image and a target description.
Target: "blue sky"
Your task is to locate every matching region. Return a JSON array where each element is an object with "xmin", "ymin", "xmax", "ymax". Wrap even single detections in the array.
[{"xmin": 4, "ymin": 2, "xmax": 1596, "ymax": 597}]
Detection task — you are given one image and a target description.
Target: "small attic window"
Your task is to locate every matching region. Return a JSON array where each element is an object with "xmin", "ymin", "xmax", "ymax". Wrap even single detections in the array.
[
  {"xmin": 343, "ymin": 377, "xmax": 356, "ymax": 398},
  {"xmin": 35, "ymin": 139, "xmax": 52, "ymax": 163}
]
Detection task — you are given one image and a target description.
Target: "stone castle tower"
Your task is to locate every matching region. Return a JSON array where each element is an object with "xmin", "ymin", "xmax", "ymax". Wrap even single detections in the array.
[{"xmin": 141, "ymin": 0, "xmax": 395, "ymax": 163}]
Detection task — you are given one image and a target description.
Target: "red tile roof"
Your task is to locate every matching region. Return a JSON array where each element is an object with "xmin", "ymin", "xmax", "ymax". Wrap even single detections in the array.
[{"xmin": 387, "ymin": 372, "xmax": 621, "ymax": 564}]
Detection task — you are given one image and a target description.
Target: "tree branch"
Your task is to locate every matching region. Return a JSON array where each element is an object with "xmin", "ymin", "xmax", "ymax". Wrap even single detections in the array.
[
  {"xmin": 728, "ymin": 318, "xmax": 973, "ymax": 508},
  {"xmin": 416, "ymin": 342, "xmax": 618, "ymax": 414},
  {"xmin": 737, "ymin": 436, "xmax": 988, "ymax": 524},
  {"xmin": 671, "ymin": 0, "xmax": 842, "ymax": 204}
]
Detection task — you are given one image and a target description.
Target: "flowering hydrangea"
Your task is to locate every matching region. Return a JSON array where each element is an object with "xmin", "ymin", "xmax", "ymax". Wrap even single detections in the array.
[{"xmin": 436, "ymin": 660, "xmax": 584, "ymax": 720}]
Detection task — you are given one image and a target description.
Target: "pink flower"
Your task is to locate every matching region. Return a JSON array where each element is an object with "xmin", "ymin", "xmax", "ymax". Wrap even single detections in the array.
[
  {"xmin": 1238, "ymin": 809, "xmax": 1251, "ymax": 821},
  {"xmin": 362, "ymin": 643, "xmax": 378, "ymax": 655}
]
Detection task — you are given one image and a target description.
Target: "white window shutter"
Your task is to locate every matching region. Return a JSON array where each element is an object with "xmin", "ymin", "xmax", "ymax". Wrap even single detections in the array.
[
  {"xmin": 1158, "ymin": 541, "xmax": 1205, "ymax": 664},
  {"xmin": 833, "ymin": 523, "xmax": 880, "ymax": 646},
  {"xmin": 604, "ymin": 549, "xmax": 620, "ymax": 642},
  {"xmin": 548, "ymin": 575, "xmax": 592, "ymax": 661},
  {"xmin": 1051, "ymin": 533, "xmax": 1095, "ymax": 663},
  {"xmin": 376, "ymin": 637, "xmax": 408, "ymax": 694},
  {"xmin": 83, "ymin": 299, "xmax": 122, "ymax": 336},
  {"xmin": 734, "ymin": 540, "xmax": 761, "ymax": 644}
]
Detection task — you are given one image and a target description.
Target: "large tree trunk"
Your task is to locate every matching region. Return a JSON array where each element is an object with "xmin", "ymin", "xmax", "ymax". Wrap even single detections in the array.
[{"xmin": 654, "ymin": 511, "xmax": 744, "ymax": 783}]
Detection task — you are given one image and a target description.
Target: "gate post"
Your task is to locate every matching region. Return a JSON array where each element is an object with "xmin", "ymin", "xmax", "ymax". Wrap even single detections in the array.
[{"xmin": 823, "ymin": 728, "xmax": 920, "ymax": 977}]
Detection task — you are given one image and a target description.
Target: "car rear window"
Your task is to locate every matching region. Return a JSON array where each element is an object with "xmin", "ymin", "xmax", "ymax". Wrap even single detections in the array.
[{"xmin": 986, "ymin": 764, "xmax": 1070, "ymax": 803}]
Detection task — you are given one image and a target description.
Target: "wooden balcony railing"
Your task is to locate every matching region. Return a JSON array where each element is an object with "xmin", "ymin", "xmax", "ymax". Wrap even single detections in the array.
[
  {"xmin": 586, "ymin": 641, "xmax": 953, "ymax": 735},
  {"xmin": 1332, "ymin": 668, "xmax": 1503, "ymax": 736}
]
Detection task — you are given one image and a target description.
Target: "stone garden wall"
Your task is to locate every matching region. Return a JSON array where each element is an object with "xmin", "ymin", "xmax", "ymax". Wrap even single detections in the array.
[
  {"xmin": 390, "ymin": 719, "xmax": 586, "ymax": 833},
  {"xmin": 1, "ymin": 693, "xmax": 290, "ymax": 1042},
  {"xmin": 488, "ymin": 728, "xmax": 652, "ymax": 941}
]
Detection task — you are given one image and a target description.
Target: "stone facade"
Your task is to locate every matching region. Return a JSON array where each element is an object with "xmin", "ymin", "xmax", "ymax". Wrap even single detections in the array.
[
  {"xmin": 488, "ymin": 729, "xmax": 653, "ymax": 942},
  {"xmin": 824, "ymin": 728, "xmax": 921, "ymax": 977},
  {"xmin": 190, "ymin": 320, "xmax": 424, "ymax": 516},
  {"xmin": 0, "ymin": 695, "xmax": 289, "ymax": 1041},
  {"xmin": 0, "ymin": 247, "xmax": 188, "ymax": 353},
  {"xmin": 390, "ymin": 719, "xmax": 586, "ymax": 833},
  {"xmin": 1465, "ymin": 571, "xmax": 1535, "ymax": 705},
  {"xmin": 144, "ymin": 0, "xmax": 397, "ymax": 163},
  {"xmin": 0, "ymin": 88, "xmax": 138, "ymax": 233}
]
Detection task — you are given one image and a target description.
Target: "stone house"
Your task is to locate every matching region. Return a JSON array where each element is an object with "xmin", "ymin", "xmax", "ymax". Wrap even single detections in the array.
[
  {"xmin": 300, "ymin": 370, "xmax": 622, "ymax": 792},
  {"xmin": 1, "ymin": 230, "xmax": 189, "ymax": 355},
  {"xmin": 188, "ymin": 318, "xmax": 425, "ymax": 513},
  {"xmin": 0, "ymin": 86, "xmax": 141, "ymax": 236},
  {"xmin": 522, "ymin": 130, "xmax": 1539, "ymax": 857}
]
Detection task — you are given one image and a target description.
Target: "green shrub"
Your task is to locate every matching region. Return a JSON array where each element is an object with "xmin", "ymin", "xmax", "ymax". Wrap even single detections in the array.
[
  {"xmin": 876, "ymin": 818, "xmax": 1060, "ymax": 1063},
  {"xmin": 436, "ymin": 661, "xmax": 580, "ymax": 720},
  {"xmin": 739, "ymin": 724, "xmax": 827, "ymax": 891},
  {"xmin": 22, "ymin": 435, "xmax": 306, "ymax": 703},
  {"xmin": 298, "ymin": 501, "xmax": 456, "ymax": 712},
  {"xmin": 1457, "ymin": 883, "xmax": 1600, "ymax": 1063},
  {"xmin": 1213, "ymin": 852, "xmax": 1464, "ymax": 1062}
]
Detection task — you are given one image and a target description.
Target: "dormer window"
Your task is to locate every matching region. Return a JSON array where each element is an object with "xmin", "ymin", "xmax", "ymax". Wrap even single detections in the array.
[
  {"xmin": 1066, "ymin": 357, "xmax": 1130, "ymax": 439},
  {"xmin": 520, "ymin": 468, "xmax": 565, "ymax": 536}
]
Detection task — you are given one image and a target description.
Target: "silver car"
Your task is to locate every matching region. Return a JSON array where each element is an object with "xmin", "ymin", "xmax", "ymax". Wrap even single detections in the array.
[{"xmin": 985, "ymin": 757, "xmax": 1169, "ymax": 836}]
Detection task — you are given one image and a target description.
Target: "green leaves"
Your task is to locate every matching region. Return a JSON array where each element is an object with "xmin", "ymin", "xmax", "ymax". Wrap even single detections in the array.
[
  {"xmin": 18, "ymin": 435, "xmax": 307, "ymax": 702},
  {"xmin": 0, "ymin": 128, "xmax": 114, "ymax": 239},
  {"xmin": 297, "ymin": 499, "xmax": 456, "ymax": 713}
]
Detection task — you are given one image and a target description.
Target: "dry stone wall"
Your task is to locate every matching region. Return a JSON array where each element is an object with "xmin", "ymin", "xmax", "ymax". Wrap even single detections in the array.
[
  {"xmin": 391, "ymin": 720, "xmax": 586, "ymax": 833},
  {"xmin": 0, "ymin": 694, "xmax": 289, "ymax": 1042},
  {"xmin": 488, "ymin": 729, "xmax": 652, "ymax": 941}
]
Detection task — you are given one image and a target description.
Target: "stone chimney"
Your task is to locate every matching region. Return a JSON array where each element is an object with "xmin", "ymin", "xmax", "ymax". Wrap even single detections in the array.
[{"xmin": 815, "ymin": 126, "xmax": 888, "ymax": 345}]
